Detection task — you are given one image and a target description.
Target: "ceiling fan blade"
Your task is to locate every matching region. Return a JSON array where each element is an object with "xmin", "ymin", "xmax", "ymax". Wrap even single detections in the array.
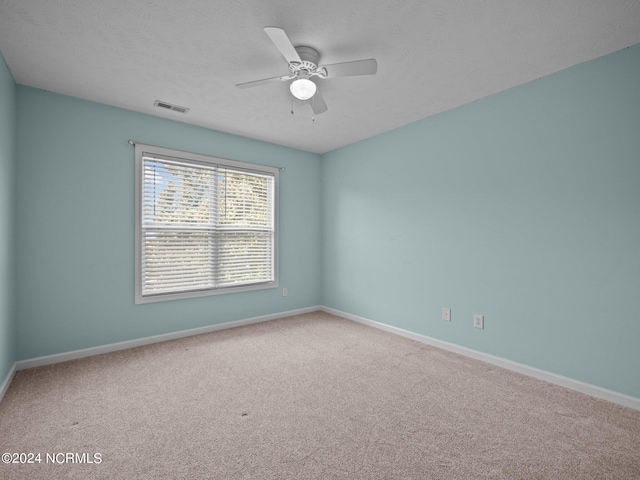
[
  {"xmin": 310, "ymin": 89, "xmax": 328, "ymax": 115},
  {"xmin": 321, "ymin": 58, "xmax": 377, "ymax": 78},
  {"xmin": 235, "ymin": 75, "xmax": 288, "ymax": 89},
  {"xmin": 264, "ymin": 27, "xmax": 302, "ymax": 65}
]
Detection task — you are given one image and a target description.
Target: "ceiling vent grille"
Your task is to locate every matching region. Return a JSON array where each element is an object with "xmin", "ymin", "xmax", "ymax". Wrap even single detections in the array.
[{"xmin": 154, "ymin": 100, "xmax": 190, "ymax": 114}]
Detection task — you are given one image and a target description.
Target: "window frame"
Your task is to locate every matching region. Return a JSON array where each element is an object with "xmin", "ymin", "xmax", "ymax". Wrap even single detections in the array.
[{"xmin": 134, "ymin": 143, "xmax": 279, "ymax": 304}]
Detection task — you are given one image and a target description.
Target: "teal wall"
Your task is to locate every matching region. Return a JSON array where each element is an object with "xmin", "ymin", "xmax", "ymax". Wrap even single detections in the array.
[
  {"xmin": 15, "ymin": 87, "xmax": 322, "ymax": 360},
  {"xmin": 321, "ymin": 45, "xmax": 640, "ymax": 398},
  {"xmin": 5, "ymin": 43, "xmax": 640, "ymax": 400},
  {"xmin": 0, "ymin": 53, "xmax": 16, "ymax": 382}
]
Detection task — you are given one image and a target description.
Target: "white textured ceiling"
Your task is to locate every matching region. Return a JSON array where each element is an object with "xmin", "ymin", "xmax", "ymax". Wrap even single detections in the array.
[{"xmin": 1, "ymin": 1, "xmax": 639, "ymax": 154}]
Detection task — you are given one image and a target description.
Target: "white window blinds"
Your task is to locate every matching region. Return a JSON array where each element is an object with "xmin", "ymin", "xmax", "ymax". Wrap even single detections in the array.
[{"xmin": 135, "ymin": 144, "xmax": 278, "ymax": 303}]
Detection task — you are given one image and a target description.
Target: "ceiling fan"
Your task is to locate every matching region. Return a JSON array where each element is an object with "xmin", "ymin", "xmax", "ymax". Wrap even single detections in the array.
[{"xmin": 236, "ymin": 27, "xmax": 377, "ymax": 115}]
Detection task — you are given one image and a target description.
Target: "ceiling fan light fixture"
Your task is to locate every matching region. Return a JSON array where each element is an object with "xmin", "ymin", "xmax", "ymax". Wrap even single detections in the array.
[{"xmin": 290, "ymin": 77, "xmax": 316, "ymax": 100}]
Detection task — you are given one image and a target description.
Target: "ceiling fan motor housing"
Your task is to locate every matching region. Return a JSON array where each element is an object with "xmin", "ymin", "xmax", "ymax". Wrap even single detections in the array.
[{"xmin": 290, "ymin": 46, "xmax": 321, "ymax": 74}]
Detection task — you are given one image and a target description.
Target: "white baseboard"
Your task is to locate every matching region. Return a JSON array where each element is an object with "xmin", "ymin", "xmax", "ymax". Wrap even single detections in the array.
[
  {"xmin": 15, "ymin": 306, "xmax": 320, "ymax": 371},
  {"xmin": 8, "ymin": 304, "xmax": 639, "ymax": 412},
  {"xmin": 0, "ymin": 362, "xmax": 17, "ymax": 404},
  {"xmin": 320, "ymin": 306, "xmax": 640, "ymax": 411}
]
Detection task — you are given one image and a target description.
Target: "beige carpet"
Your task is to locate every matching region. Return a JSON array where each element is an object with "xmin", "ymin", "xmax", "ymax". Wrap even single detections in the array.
[{"xmin": 1, "ymin": 311, "xmax": 639, "ymax": 479}]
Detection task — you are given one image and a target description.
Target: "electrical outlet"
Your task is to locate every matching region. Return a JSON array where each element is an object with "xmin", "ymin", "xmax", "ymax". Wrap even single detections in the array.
[
  {"xmin": 282, "ymin": 288, "xmax": 287, "ymax": 297},
  {"xmin": 442, "ymin": 308, "xmax": 451, "ymax": 321},
  {"xmin": 474, "ymin": 314, "xmax": 484, "ymax": 329}
]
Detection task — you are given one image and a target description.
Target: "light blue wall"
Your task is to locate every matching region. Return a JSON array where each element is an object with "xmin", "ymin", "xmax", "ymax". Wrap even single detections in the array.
[
  {"xmin": 15, "ymin": 87, "xmax": 322, "ymax": 360},
  {"xmin": 0, "ymin": 52, "xmax": 16, "ymax": 381},
  {"xmin": 8, "ymin": 43, "xmax": 640, "ymax": 400},
  {"xmin": 321, "ymin": 44, "xmax": 640, "ymax": 398}
]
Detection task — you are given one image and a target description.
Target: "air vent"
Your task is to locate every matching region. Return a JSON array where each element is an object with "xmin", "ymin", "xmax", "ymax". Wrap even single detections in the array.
[{"xmin": 153, "ymin": 100, "xmax": 190, "ymax": 114}]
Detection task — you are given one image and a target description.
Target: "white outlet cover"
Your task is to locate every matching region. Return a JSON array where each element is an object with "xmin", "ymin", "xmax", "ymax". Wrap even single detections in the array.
[
  {"xmin": 474, "ymin": 314, "xmax": 484, "ymax": 329},
  {"xmin": 442, "ymin": 308, "xmax": 451, "ymax": 321}
]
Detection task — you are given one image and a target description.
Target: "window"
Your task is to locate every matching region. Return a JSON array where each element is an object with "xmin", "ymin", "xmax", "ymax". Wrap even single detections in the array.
[{"xmin": 134, "ymin": 143, "xmax": 278, "ymax": 303}]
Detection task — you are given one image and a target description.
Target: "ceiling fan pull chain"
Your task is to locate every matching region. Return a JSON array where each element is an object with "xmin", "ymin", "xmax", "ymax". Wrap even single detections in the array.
[{"xmin": 291, "ymin": 97, "xmax": 294, "ymax": 115}]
